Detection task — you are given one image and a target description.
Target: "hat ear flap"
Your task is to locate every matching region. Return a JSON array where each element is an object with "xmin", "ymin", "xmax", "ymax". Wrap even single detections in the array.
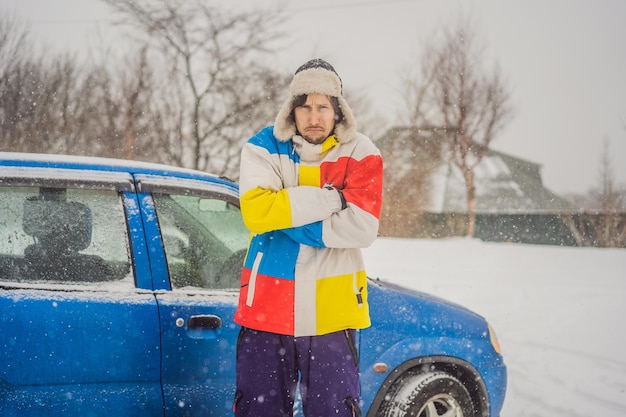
[
  {"xmin": 333, "ymin": 96, "xmax": 357, "ymax": 142},
  {"xmin": 273, "ymin": 97, "xmax": 296, "ymax": 141}
]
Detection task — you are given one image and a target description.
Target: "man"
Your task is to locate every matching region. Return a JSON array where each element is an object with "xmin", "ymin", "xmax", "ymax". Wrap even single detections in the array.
[{"xmin": 234, "ymin": 58, "xmax": 383, "ymax": 417}]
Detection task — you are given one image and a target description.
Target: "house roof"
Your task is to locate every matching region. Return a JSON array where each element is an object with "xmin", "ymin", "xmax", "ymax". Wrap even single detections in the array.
[
  {"xmin": 427, "ymin": 149, "xmax": 573, "ymax": 213},
  {"xmin": 378, "ymin": 126, "xmax": 573, "ymax": 213}
]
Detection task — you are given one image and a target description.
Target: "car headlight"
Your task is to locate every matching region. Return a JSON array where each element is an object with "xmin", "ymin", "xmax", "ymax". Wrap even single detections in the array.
[{"xmin": 487, "ymin": 323, "xmax": 502, "ymax": 354}]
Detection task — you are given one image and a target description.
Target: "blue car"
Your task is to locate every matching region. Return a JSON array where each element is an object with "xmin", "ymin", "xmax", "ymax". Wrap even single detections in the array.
[{"xmin": 0, "ymin": 152, "xmax": 506, "ymax": 417}]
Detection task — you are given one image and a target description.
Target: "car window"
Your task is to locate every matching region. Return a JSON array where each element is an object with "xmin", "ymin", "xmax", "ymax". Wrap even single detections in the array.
[
  {"xmin": 152, "ymin": 193, "xmax": 248, "ymax": 290},
  {"xmin": 0, "ymin": 186, "xmax": 133, "ymax": 288}
]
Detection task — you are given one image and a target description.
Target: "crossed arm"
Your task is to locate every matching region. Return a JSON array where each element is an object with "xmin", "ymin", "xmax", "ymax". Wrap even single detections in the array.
[{"xmin": 239, "ymin": 141, "xmax": 383, "ymax": 249}]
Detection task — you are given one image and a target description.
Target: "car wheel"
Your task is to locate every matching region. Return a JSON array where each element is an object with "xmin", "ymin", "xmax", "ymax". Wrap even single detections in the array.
[{"xmin": 378, "ymin": 370, "xmax": 475, "ymax": 417}]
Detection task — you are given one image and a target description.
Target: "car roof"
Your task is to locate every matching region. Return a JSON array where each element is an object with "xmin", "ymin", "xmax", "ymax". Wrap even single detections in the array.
[{"xmin": 0, "ymin": 152, "xmax": 236, "ymax": 189}]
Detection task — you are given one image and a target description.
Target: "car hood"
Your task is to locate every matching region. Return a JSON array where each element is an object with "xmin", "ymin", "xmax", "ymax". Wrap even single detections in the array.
[
  {"xmin": 364, "ymin": 277, "xmax": 490, "ymax": 346},
  {"xmin": 368, "ymin": 277, "xmax": 481, "ymax": 318}
]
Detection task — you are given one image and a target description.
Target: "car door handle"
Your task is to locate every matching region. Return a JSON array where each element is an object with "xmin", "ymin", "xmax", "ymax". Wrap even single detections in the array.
[
  {"xmin": 188, "ymin": 314, "xmax": 222, "ymax": 330},
  {"xmin": 185, "ymin": 314, "xmax": 223, "ymax": 339}
]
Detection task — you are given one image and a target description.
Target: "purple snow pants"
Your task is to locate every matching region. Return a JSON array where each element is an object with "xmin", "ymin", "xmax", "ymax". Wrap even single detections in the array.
[{"xmin": 234, "ymin": 327, "xmax": 361, "ymax": 417}]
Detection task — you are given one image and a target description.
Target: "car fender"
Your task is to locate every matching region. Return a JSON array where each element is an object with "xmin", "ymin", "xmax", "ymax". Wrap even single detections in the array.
[{"xmin": 360, "ymin": 337, "xmax": 496, "ymax": 417}]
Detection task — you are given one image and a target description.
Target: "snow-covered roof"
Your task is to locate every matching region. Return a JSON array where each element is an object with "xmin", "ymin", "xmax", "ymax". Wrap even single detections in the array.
[
  {"xmin": 427, "ymin": 152, "xmax": 571, "ymax": 213},
  {"xmin": 379, "ymin": 127, "xmax": 573, "ymax": 214}
]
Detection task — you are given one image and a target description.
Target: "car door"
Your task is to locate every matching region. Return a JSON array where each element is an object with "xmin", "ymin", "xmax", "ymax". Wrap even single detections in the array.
[
  {"xmin": 135, "ymin": 175, "xmax": 249, "ymax": 417},
  {"xmin": 0, "ymin": 168, "xmax": 163, "ymax": 417}
]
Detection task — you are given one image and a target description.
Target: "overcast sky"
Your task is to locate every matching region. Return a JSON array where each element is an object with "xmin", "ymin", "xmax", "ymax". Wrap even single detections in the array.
[{"xmin": 2, "ymin": 0, "xmax": 625, "ymax": 196}]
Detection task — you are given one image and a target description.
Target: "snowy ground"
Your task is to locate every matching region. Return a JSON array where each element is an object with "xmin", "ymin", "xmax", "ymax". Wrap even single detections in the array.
[{"xmin": 362, "ymin": 237, "xmax": 626, "ymax": 417}]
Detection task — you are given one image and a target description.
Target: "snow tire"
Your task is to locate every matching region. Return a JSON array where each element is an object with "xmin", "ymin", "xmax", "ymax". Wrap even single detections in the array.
[{"xmin": 377, "ymin": 370, "xmax": 475, "ymax": 417}]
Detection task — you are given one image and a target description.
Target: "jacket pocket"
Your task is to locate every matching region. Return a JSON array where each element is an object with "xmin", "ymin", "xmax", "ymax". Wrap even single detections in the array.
[
  {"xmin": 344, "ymin": 395, "xmax": 362, "ymax": 417},
  {"xmin": 233, "ymin": 389, "xmax": 243, "ymax": 413},
  {"xmin": 245, "ymin": 252, "xmax": 263, "ymax": 306}
]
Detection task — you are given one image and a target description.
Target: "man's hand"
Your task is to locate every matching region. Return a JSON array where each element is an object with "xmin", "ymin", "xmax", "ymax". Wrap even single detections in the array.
[{"xmin": 324, "ymin": 184, "xmax": 348, "ymax": 210}]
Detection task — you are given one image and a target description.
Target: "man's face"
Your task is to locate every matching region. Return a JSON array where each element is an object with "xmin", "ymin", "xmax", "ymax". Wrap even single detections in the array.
[{"xmin": 294, "ymin": 93, "xmax": 336, "ymax": 144}]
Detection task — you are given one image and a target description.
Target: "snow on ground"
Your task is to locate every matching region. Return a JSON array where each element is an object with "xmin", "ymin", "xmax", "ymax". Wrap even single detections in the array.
[{"xmin": 363, "ymin": 237, "xmax": 626, "ymax": 417}]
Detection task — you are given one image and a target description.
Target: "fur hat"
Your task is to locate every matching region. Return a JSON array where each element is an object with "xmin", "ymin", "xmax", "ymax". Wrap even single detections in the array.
[{"xmin": 273, "ymin": 59, "xmax": 357, "ymax": 143}]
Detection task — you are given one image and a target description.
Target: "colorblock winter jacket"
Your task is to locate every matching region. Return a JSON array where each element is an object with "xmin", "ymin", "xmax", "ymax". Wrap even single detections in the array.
[{"xmin": 234, "ymin": 125, "xmax": 383, "ymax": 337}]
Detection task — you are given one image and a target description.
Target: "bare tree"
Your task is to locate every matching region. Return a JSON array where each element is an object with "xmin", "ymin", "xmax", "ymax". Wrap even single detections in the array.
[
  {"xmin": 595, "ymin": 139, "xmax": 624, "ymax": 245},
  {"xmin": 0, "ymin": 13, "xmax": 29, "ymax": 86},
  {"xmin": 0, "ymin": 48, "xmax": 84, "ymax": 153},
  {"xmin": 102, "ymin": 0, "xmax": 290, "ymax": 177},
  {"xmin": 0, "ymin": 13, "xmax": 37, "ymax": 150},
  {"xmin": 402, "ymin": 18, "xmax": 513, "ymax": 237},
  {"xmin": 0, "ymin": 11, "xmax": 177, "ymax": 162},
  {"xmin": 1, "ymin": 13, "xmax": 113, "ymax": 155},
  {"xmin": 562, "ymin": 139, "xmax": 626, "ymax": 247},
  {"xmin": 343, "ymin": 89, "xmax": 389, "ymax": 142},
  {"xmin": 377, "ymin": 126, "xmax": 445, "ymax": 237}
]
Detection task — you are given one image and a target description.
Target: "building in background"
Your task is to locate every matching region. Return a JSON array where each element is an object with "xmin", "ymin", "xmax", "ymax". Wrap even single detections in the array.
[{"xmin": 377, "ymin": 127, "xmax": 584, "ymax": 245}]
